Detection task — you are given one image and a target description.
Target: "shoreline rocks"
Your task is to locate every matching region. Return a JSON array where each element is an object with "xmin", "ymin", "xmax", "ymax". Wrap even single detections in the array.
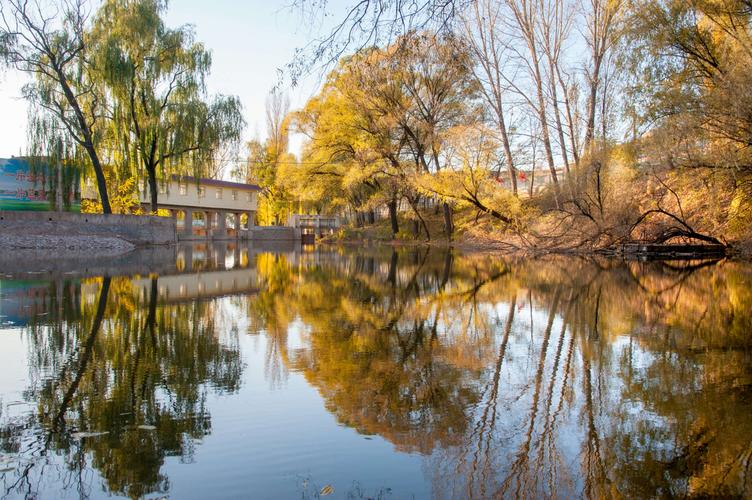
[{"xmin": 0, "ymin": 234, "xmax": 135, "ymax": 254}]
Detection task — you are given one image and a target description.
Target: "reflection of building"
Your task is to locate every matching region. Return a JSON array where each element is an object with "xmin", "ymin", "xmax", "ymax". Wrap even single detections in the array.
[
  {"xmin": 141, "ymin": 244, "xmax": 257, "ymax": 303},
  {"xmin": 78, "ymin": 244, "xmax": 259, "ymax": 304},
  {"xmin": 0, "ymin": 280, "xmax": 80, "ymax": 327},
  {"xmin": 133, "ymin": 268, "xmax": 257, "ymax": 304}
]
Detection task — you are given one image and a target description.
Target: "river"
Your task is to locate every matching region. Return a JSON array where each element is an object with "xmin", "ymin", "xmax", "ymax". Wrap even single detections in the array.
[{"xmin": 0, "ymin": 244, "xmax": 750, "ymax": 499}]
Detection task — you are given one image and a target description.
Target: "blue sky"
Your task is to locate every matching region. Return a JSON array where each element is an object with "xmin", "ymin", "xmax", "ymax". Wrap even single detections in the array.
[{"xmin": 0, "ymin": 0, "xmax": 347, "ymax": 163}]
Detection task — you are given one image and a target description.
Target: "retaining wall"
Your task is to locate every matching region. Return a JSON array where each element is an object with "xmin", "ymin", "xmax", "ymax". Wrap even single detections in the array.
[
  {"xmin": 0, "ymin": 211, "xmax": 176, "ymax": 246},
  {"xmin": 250, "ymin": 226, "xmax": 299, "ymax": 241}
]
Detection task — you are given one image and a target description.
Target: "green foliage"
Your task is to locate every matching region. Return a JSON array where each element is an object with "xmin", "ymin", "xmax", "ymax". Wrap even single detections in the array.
[{"xmin": 90, "ymin": 0, "xmax": 244, "ymax": 212}]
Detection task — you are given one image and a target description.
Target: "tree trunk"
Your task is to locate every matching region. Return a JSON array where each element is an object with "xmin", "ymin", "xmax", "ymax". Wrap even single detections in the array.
[
  {"xmin": 56, "ymin": 161, "xmax": 63, "ymax": 212},
  {"xmin": 388, "ymin": 197, "xmax": 399, "ymax": 236},
  {"xmin": 90, "ymin": 153, "xmax": 112, "ymax": 214},
  {"xmin": 442, "ymin": 202, "xmax": 454, "ymax": 241},
  {"xmin": 54, "ymin": 65, "xmax": 111, "ymax": 214},
  {"xmin": 548, "ymin": 59, "xmax": 570, "ymax": 174},
  {"xmin": 557, "ymin": 70, "xmax": 581, "ymax": 169},
  {"xmin": 148, "ymin": 166, "xmax": 159, "ymax": 214},
  {"xmin": 584, "ymin": 57, "xmax": 602, "ymax": 156}
]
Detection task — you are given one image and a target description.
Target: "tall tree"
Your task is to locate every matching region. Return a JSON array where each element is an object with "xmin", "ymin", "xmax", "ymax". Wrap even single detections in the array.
[
  {"xmin": 504, "ymin": 0, "xmax": 560, "ymax": 193},
  {"xmin": 582, "ymin": 0, "xmax": 623, "ymax": 155},
  {"xmin": 91, "ymin": 0, "xmax": 244, "ymax": 213},
  {"xmin": 0, "ymin": 0, "xmax": 113, "ymax": 213},
  {"xmin": 396, "ymin": 32, "xmax": 480, "ymax": 239},
  {"xmin": 460, "ymin": 0, "xmax": 520, "ymax": 195}
]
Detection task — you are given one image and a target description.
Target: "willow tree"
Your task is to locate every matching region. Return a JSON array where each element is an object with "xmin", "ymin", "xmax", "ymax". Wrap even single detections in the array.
[
  {"xmin": 0, "ymin": 0, "xmax": 113, "ymax": 213},
  {"xmin": 91, "ymin": 0, "xmax": 244, "ymax": 213}
]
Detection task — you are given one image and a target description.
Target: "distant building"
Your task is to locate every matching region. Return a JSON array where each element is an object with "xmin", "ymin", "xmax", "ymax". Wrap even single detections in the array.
[
  {"xmin": 0, "ymin": 157, "xmax": 81, "ymax": 212},
  {"xmin": 139, "ymin": 176, "xmax": 261, "ymax": 239},
  {"xmin": 82, "ymin": 174, "xmax": 261, "ymax": 239},
  {"xmin": 494, "ymin": 167, "xmax": 565, "ymax": 195}
]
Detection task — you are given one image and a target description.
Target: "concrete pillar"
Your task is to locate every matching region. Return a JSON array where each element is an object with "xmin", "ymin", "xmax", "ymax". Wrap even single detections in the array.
[
  {"xmin": 216, "ymin": 210, "xmax": 227, "ymax": 239},
  {"xmin": 183, "ymin": 245, "xmax": 193, "ymax": 270},
  {"xmin": 216, "ymin": 244, "xmax": 227, "ymax": 268},
  {"xmin": 183, "ymin": 209, "xmax": 193, "ymax": 237},
  {"xmin": 205, "ymin": 211, "xmax": 213, "ymax": 239}
]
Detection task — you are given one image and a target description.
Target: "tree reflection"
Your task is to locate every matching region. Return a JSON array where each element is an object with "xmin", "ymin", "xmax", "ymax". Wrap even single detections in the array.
[
  {"xmin": 245, "ymin": 249, "xmax": 752, "ymax": 498},
  {"xmin": 1, "ymin": 275, "xmax": 243, "ymax": 499}
]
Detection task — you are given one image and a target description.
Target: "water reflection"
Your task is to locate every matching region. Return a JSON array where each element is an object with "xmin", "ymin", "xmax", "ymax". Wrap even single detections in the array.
[
  {"xmin": 244, "ymin": 249, "xmax": 752, "ymax": 498},
  {"xmin": 1, "ymin": 246, "xmax": 247, "ymax": 499},
  {"xmin": 0, "ymin": 245, "xmax": 750, "ymax": 498}
]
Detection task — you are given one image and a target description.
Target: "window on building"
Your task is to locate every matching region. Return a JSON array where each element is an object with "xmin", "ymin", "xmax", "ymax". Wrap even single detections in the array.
[
  {"xmin": 159, "ymin": 183, "xmax": 167, "ymax": 194},
  {"xmin": 179, "ymin": 183, "xmax": 187, "ymax": 195},
  {"xmin": 216, "ymin": 188, "xmax": 223, "ymax": 199},
  {"xmin": 246, "ymin": 192, "xmax": 252, "ymax": 202},
  {"xmin": 198, "ymin": 186, "xmax": 206, "ymax": 198},
  {"xmin": 232, "ymin": 190, "xmax": 238, "ymax": 201}
]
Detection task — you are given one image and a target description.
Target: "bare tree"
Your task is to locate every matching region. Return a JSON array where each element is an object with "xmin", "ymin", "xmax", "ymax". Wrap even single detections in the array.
[
  {"xmin": 539, "ymin": 0, "xmax": 575, "ymax": 173},
  {"xmin": 288, "ymin": 0, "xmax": 469, "ymax": 84},
  {"xmin": 504, "ymin": 0, "xmax": 561, "ymax": 199},
  {"xmin": 582, "ymin": 0, "xmax": 623, "ymax": 156},
  {"xmin": 460, "ymin": 0, "xmax": 519, "ymax": 195},
  {"xmin": 266, "ymin": 90, "xmax": 290, "ymax": 158},
  {"xmin": 0, "ymin": 0, "xmax": 112, "ymax": 213}
]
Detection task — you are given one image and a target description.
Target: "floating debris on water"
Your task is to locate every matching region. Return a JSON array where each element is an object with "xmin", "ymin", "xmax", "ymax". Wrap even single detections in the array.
[
  {"xmin": 71, "ymin": 431, "xmax": 109, "ymax": 440},
  {"xmin": 6, "ymin": 401, "xmax": 30, "ymax": 407},
  {"xmin": 137, "ymin": 425, "xmax": 157, "ymax": 431},
  {"xmin": 320, "ymin": 484, "xmax": 334, "ymax": 496}
]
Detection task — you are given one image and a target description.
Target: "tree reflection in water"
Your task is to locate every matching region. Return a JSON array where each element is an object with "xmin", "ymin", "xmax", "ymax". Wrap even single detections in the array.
[
  {"xmin": 0, "ymin": 247, "xmax": 749, "ymax": 499},
  {"xmin": 1, "ymin": 274, "xmax": 243, "ymax": 499},
  {"xmin": 244, "ymin": 249, "xmax": 752, "ymax": 498}
]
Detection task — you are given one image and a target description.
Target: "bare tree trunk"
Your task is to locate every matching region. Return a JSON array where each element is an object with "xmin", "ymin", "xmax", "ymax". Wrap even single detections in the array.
[
  {"xmin": 463, "ymin": 0, "xmax": 518, "ymax": 195},
  {"xmin": 506, "ymin": 0, "xmax": 560, "ymax": 206},
  {"xmin": 557, "ymin": 69, "xmax": 581, "ymax": 169},
  {"xmin": 583, "ymin": 0, "xmax": 622, "ymax": 156},
  {"xmin": 540, "ymin": 0, "xmax": 573, "ymax": 174}
]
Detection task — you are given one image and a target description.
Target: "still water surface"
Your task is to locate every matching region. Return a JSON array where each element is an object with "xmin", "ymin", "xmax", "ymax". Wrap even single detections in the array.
[{"xmin": 0, "ymin": 244, "xmax": 750, "ymax": 499}]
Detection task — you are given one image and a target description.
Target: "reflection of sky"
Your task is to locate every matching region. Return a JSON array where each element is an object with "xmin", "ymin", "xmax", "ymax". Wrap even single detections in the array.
[
  {"xmin": 0, "ymin": 284, "xmax": 430, "ymax": 499},
  {"xmin": 0, "ymin": 328, "xmax": 26, "ymax": 396},
  {"xmin": 163, "ymin": 332, "xmax": 429, "ymax": 499}
]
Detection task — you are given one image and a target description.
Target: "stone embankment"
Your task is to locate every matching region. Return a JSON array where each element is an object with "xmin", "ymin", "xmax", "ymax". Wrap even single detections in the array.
[
  {"xmin": 0, "ymin": 234, "xmax": 135, "ymax": 254},
  {"xmin": 0, "ymin": 210, "xmax": 176, "ymax": 253}
]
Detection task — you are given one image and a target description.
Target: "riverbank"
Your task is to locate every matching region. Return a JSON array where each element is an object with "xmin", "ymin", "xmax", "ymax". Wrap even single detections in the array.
[
  {"xmin": 321, "ymin": 214, "xmax": 752, "ymax": 260},
  {"xmin": 0, "ymin": 210, "xmax": 176, "ymax": 249},
  {"xmin": 0, "ymin": 234, "xmax": 135, "ymax": 254}
]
